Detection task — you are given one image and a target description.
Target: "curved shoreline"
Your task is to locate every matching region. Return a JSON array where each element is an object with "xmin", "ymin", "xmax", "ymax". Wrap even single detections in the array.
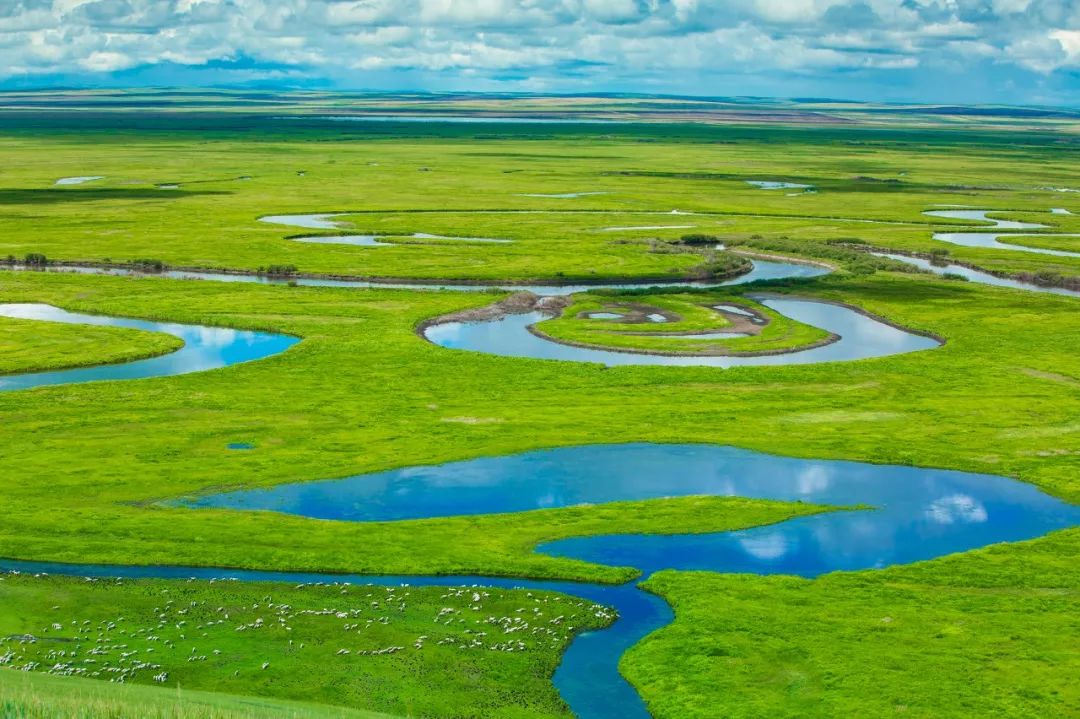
[
  {"xmin": 0, "ymin": 303, "xmax": 299, "ymax": 393},
  {"xmin": 9, "ymin": 442, "xmax": 1075, "ymax": 719},
  {"xmin": 419, "ymin": 291, "xmax": 943, "ymax": 361}
]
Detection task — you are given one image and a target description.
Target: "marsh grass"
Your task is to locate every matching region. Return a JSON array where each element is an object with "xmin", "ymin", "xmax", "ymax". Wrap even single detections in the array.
[{"xmin": 0, "ymin": 670, "xmax": 393, "ymax": 719}]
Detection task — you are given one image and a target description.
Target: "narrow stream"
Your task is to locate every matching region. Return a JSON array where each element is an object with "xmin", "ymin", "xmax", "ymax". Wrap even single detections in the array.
[
  {"xmin": 3, "ymin": 209, "xmax": 1076, "ymax": 716},
  {"xmin": 925, "ymin": 209, "xmax": 1080, "ymax": 258},
  {"xmin": 870, "ymin": 252, "xmax": 1080, "ymax": 297}
]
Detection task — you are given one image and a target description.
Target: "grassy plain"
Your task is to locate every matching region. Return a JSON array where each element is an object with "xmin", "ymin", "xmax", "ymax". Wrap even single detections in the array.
[
  {"xmin": 0, "ymin": 573, "xmax": 614, "ymax": 718},
  {"xmin": 627, "ymin": 528, "xmax": 1080, "ymax": 718},
  {"xmin": 0, "ymin": 268, "xmax": 1077, "ymax": 575},
  {"xmin": 0, "ymin": 112, "xmax": 1077, "ymax": 285},
  {"xmin": 0, "ymin": 102, "xmax": 1078, "ymax": 717},
  {"xmin": 0, "ymin": 669, "xmax": 394, "ymax": 719}
]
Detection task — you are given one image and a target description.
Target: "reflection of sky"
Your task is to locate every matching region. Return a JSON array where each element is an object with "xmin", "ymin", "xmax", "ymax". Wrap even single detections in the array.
[
  {"xmin": 746, "ymin": 181, "xmax": 812, "ymax": 190},
  {"xmin": 192, "ymin": 443, "xmax": 1080, "ymax": 580},
  {"xmin": 0, "ymin": 304, "xmax": 297, "ymax": 392},
  {"xmin": 262, "ymin": 214, "xmax": 510, "ymax": 244},
  {"xmin": 259, "ymin": 213, "xmax": 346, "ymax": 230},
  {"xmin": 295, "ymin": 234, "xmax": 392, "ymax": 247},
  {"xmin": 926, "ymin": 494, "xmax": 988, "ymax": 525},
  {"xmin": 54, "ymin": 176, "xmax": 103, "ymax": 185},
  {"xmin": 738, "ymin": 532, "xmax": 791, "ymax": 561}
]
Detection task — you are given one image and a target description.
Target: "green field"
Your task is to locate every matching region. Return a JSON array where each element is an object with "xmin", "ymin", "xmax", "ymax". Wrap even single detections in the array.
[
  {"xmin": 0, "ymin": 94, "xmax": 1077, "ymax": 718},
  {"xmin": 0, "ymin": 667, "xmax": 395, "ymax": 719},
  {"xmin": 628, "ymin": 529, "xmax": 1080, "ymax": 718},
  {"xmin": 0, "ymin": 573, "xmax": 618, "ymax": 718}
]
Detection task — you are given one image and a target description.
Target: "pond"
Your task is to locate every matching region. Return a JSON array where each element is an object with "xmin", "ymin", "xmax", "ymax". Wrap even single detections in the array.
[
  {"xmin": 162, "ymin": 442, "xmax": 1079, "ymax": 719},
  {"xmin": 746, "ymin": 180, "xmax": 812, "ymax": 190}
]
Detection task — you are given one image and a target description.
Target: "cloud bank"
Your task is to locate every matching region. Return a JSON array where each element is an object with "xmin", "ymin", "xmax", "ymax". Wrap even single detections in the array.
[{"xmin": 2, "ymin": 1, "xmax": 1078, "ymax": 104}]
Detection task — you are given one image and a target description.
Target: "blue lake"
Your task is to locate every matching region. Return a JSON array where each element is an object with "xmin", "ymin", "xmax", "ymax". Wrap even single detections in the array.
[{"xmin": 168, "ymin": 442, "xmax": 1080, "ymax": 718}]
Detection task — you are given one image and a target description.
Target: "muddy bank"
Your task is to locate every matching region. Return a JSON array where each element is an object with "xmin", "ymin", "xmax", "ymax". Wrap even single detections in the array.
[{"xmin": 415, "ymin": 292, "xmax": 570, "ymax": 335}]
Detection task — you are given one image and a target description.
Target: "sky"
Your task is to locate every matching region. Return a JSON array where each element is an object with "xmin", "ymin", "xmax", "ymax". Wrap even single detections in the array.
[{"xmin": 1, "ymin": 0, "xmax": 1078, "ymax": 106}]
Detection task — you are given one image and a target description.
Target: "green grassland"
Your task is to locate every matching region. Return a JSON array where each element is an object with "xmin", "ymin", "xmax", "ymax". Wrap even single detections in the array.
[
  {"xmin": 0, "ymin": 268, "xmax": 1076, "ymax": 580},
  {"xmin": 0, "ymin": 112, "xmax": 1076, "ymax": 286},
  {"xmin": 0, "ymin": 104, "xmax": 1078, "ymax": 717},
  {"xmin": 627, "ymin": 528, "xmax": 1080, "ymax": 718},
  {"xmin": 0, "ymin": 573, "xmax": 614, "ymax": 718},
  {"xmin": 0, "ymin": 316, "xmax": 182, "ymax": 375},
  {"xmin": 533, "ymin": 292, "xmax": 831, "ymax": 355},
  {"xmin": 0, "ymin": 670, "xmax": 394, "ymax": 719}
]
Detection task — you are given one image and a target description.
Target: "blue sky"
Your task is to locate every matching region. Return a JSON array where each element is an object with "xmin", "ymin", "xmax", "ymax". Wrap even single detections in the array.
[{"xmin": 2, "ymin": 1, "xmax": 1078, "ymax": 106}]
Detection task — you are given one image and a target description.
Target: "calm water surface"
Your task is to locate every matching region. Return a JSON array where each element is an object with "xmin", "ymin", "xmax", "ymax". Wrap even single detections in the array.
[{"xmin": 54, "ymin": 176, "xmax": 103, "ymax": 185}]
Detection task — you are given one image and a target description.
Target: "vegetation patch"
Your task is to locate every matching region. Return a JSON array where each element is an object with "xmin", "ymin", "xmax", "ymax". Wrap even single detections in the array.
[
  {"xmin": 532, "ymin": 292, "xmax": 832, "ymax": 356},
  {"xmin": 0, "ymin": 669, "xmax": 392, "ymax": 719}
]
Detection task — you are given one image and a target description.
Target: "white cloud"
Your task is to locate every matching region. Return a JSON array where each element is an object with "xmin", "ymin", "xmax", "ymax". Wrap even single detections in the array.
[
  {"xmin": 0, "ymin": 0, "xmax": 1075, "ymax": 99},
  {"xmin": 79, "ymin": 49, "xmax": 133, "ymax": 71}
]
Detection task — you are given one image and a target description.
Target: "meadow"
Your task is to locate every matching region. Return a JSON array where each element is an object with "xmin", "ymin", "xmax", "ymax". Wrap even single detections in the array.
[{"xmin": 0, "ymin": 97, "xmax": 1077, "ymax": 717}]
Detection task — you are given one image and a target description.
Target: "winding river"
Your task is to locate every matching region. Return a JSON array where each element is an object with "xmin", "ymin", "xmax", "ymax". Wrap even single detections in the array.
[
  {"xmin": 1, "ymin": 210, "xmax": 1076, "ymax": 717},
  {"xmin": 926, "ymin": 209, "xmax": 1080, "ymax": 258},
  {"xmin": 2, "ymin": 257, "xmax": 827, "ymax": 295},
  {"xmin": 5, "ymin": 444, "xmax": 1079, "ymax": 719},
  {"xmin": 423, "ymin": 296, "xmax": 940, "ymax": 367},
  {"xmin": 871, "ymin": 252, "xmax": 1080, "ymax": 297}
]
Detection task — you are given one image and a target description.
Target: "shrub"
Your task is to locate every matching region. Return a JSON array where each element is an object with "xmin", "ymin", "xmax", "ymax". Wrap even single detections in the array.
[
  {"xmin": 679, "ymin": 234, "xmax": 720, "ymax": 246},
  {"xmin": 23, "ymin": 253, "xmax": 47, "ymax": 266},
  {"xmin": 130, "ymin": 258, "xmax": 167, "ymax": 272},
  {"xmin": 259, "ymin": 264, "xmax": 299, "ymax": 277}
]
